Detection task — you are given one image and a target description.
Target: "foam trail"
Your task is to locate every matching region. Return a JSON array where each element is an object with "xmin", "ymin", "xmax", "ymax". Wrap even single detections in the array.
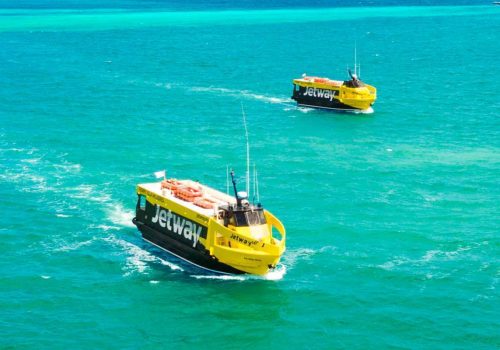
[
  {"xmin": 190, "ymin": 86, "xmax": 290, "ymax": 105},
  {"xmin": 378, "ymin": 242, "xmax": 487, "ymax": 271},
  {"xmin": 106, "ymin": 204, "xmax": 135, "ymax": 228},
  {"xmin": 353, "ymin": 107, "xmax": 374, "ymax": 114},
  {"xmin": 69, "ymin": 184, "xmax": 96, "ymax": 199},
  {"xmin": 190, "ymin": 263, "xmax": 287, "ymax": 281},
  {"xmin": 54, "ymin": 238, "xmax": 96, "ymax": 252},
  {"xmin": 241, "ymin": 91, "xmax": 290, "ymax": 104},
  {"xmin": 296, "ymin": 106, "xmax": 315, "ymax": 113},
  {"xmin": 93, "ymin": 224, "xmax": 121, "ymax": 231},
  {"xmin": 261, "ymin": 264, "xmax": 287, "ymax": 280},
  {"xmin": 53, "ymin": 163, "xmax": 82, "ymax": 174},
  {"xmin": 282, "ymin": 247, "xmax": 317, "ymax": 269},
  {"xmin": 190, "ymin": 274, "xmax": 247, "ymax": 281},
  {"xmin": 104, "ymin": 235, "xmax": 184, "ymax": 275}
]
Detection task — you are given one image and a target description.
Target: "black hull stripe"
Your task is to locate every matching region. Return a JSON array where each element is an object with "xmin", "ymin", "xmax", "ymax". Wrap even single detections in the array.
[
  {"xmin": 142, "ymin": 237, "xmax": 233, "ymax": 275},
  {"xmin": 297, "ymin": 103, "xmax": 360, "ymax": 111},
  {"xmin": 297, "ymin": 103, "xmax": 370, "ymax": 112},
  {"xmin": 292, "ymin": 96, "xmax": 362, "ymax": 110},
  {"xmin": 292, "ymin": 93, "xmax": 354, "ymax": 110},
  {"xmin": 134, "ymin": 218, "xmax": 245, "ymax": 275}
]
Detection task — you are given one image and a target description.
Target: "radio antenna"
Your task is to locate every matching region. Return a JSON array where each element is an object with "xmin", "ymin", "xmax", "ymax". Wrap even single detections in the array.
[
  {"xmin": 241, "ymin": 102, "xmax": 250, "ymax": 198},
  {"xmin": 226, "ymin": 165, "xmax": 229, "ymax": 195},
  {"xmin": 354, "ymin": 40, "xmax": 357, "ymax": 77},
  {"xmin": 252, "ymin": 163, "xmax": 257, "ymax": 204},
  {"xmin": 256, "ymin": 167, "xmax": 260, "ymax": 204}
]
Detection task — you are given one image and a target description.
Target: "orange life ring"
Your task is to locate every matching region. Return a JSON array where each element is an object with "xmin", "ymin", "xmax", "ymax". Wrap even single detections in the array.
[
  {"xmin": 161, "ymin": 178, "xmax": 181, "ymax": 190},
  {"xmin": 174, "ymin": 185, "xmax": 203, "ymax": 202},
  {"xmin": 194, "ymin": 197, "xmax": 215, "ymax": 209}
]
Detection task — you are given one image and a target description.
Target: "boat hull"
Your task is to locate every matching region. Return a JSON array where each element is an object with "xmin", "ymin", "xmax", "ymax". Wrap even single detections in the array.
[
  {"xmin": 292, "ymin": 87, "xmax": 372, "ymax": 111},
  {"xmin": 293, "ymin": 96, "xmax": 357, "ymax": 111},
  {"xmin": 133, "ymin": 182, "xmax": 286, "ymax": 275},
  {"xmin": 133, "ymin": 218, "xmax": 244, "ymax": 274},
  {"xmin": 292, "ymin": 80, "xmax": 376, "ymax": 111},
  {"xmin": 132, "ymin": 197, "xmax": 246, "ymax": 274}
]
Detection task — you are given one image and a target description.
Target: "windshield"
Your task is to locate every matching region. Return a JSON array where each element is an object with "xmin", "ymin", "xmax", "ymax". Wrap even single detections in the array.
[
  {"xmin": 344, "ymin": 78, "xmax": 365, "ymax": 88},
  {"xmin": 233, "ymin": 209, "xmax": 266, "ymax": 227}
]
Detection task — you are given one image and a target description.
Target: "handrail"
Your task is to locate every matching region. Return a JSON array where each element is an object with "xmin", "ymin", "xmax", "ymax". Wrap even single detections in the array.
[
  {"xmin": 208, "ymin": 213, "xmax": 285, "ymax": 255},
  {"xmin": 264, "ymin": 210, "xmax": 286, "ymax": 249}
]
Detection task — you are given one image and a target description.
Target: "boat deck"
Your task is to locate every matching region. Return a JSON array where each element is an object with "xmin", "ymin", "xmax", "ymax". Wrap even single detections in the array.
[
  {"xmin": 294, "ymin": 76, "xmax": 343, "ymax": 87},
  {"xmin": 139, "ymin": 181, "xmax": 236, "ymax": 218}
]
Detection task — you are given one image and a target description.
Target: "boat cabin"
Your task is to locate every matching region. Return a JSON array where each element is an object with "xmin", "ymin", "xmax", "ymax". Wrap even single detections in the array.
[{"xmin": 220, "ymin": 204, "xmax": 267, "ymax": 227}]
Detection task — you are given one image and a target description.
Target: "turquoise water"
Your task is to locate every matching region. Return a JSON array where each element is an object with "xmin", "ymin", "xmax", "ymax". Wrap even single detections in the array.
[{"xmin": 1, "ymin": 2, "xmax": 499, "ymax": 349}]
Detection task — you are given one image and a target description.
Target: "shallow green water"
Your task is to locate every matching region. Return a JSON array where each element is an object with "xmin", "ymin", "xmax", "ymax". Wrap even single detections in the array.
[{"xmin": 1, "ymin": 3, "xmax": 499, "ymax": 349}]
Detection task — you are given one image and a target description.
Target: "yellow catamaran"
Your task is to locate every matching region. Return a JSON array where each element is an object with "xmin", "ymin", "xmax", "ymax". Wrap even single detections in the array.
[
  {"xmin": 292, "ymin": 69, "xmax": 376, "ymax": 112},
  {"xmin": 132, "ymin": 171, "xmax": 286, "ymax": 275}
]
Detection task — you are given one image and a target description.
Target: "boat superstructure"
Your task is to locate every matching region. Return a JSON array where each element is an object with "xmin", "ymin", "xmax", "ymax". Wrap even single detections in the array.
[
  {"xmin": 292, "ymin": 70, "xmax": 377, "ymax": 111},
  {"xmin": 132, "ymin": 172, "xmax": 286, "ymax": 275}
]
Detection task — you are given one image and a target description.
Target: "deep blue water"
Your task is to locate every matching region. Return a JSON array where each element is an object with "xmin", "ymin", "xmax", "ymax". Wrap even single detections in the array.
[{"xmin": 1, "ymin": 1, "xmax": 499, "ymax": 349}]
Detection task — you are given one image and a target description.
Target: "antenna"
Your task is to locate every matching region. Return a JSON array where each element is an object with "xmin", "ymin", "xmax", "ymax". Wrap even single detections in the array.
[
  {"xmin": 230, "ymin": 169, "xmax": 241, "ymax": 207},
  {"xmin": 252, "ymin": 163, "xmax": 256, "ymax": 204},
  {"xmin": 354, "ymin": 41, "xmax": 357, "ymax": 77},
  {"xmin": 353, "ymin": 40, "xmax": 362, "ymax": 78},
  {"xmin": 255, "ymin": 168, "xmax": 260, "ymax": 203},
  {"xmin": 241, "ymin": 102, "xmax": 250, "ymax": 198},
  {"xmin": 226, "ymin": 165, "xmax": 229, "ymax": 195}
]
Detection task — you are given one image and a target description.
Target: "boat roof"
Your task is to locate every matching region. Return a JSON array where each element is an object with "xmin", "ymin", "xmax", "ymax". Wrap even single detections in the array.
[
  {"xmin": 138, "ymin": 180, "xmax": 237, "ymax": 217},
  {"xmin": 293, "ymin": 76, "xmax": 343, "ymax": 87}
]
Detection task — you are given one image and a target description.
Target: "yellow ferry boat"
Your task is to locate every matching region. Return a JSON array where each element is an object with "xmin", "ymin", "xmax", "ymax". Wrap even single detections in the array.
[
  {"xmin": 292, "ymin": 69, "xmax": 377, "ymax": 112},
  {"xmin": 132, "ymin": 171, "xmax": 286, "ymax": 275}
]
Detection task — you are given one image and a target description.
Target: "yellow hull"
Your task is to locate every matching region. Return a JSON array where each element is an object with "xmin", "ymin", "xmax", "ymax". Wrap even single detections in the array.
[
  {"xmin": 134, "ymin": 181, "xmax": 286, "ymax": 275},
  {"xmin": 292, "ymin": 76, "xmax": 377, "ymax": 111}
]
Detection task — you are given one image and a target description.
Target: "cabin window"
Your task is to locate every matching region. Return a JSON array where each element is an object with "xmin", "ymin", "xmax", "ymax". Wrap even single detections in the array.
[
  {"xmin": 138, "ymin": 195, "xmax": 146, "ymax": 211},
  {"xmin": 246, "ymin": 211, "xmax": 264, "ymax": 226},
  {"xmin": 233, "ymin": 212, "xmax": 247, "ymax": 226},
  {"xmin": 233, "ymin": 210, "xmax": 267, "ymax": 227}
]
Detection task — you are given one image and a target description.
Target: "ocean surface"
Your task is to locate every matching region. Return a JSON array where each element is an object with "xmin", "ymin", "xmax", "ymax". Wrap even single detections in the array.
[{"xmin": 1, "ymin": 1, "xmax": 499, "ymax": 349}]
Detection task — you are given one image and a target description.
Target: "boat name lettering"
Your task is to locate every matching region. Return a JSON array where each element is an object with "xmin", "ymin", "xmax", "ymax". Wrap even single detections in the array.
[
  {"xmin": 303, "ymin": 87, "xmax": 337, "ymax": 101},
  {"xmin": 229, "ymin": 233, "xmax": 258, "ymax": 247},
  {"xmin": 151, "ymin": 205, "xmax": 201, "ymax": 248}
]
